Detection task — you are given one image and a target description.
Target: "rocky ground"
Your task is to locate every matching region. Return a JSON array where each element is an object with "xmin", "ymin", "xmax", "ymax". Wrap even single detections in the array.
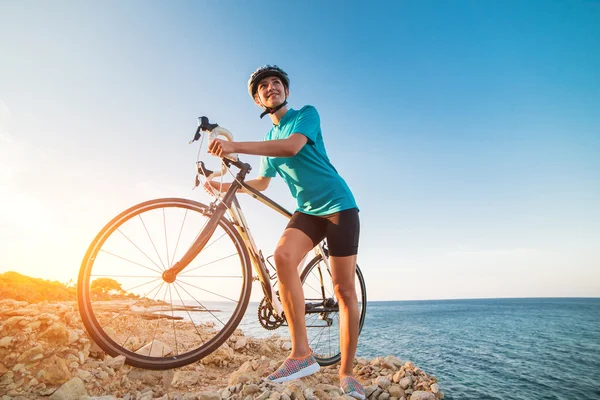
[{"xmin": 0, "ymin": 299, "xmax": 444, "ymax": 400}]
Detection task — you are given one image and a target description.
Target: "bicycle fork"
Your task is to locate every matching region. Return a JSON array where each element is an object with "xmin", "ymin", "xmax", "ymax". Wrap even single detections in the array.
[{"xmin": 162, "ymin": 165, "xmax": 249, "ymax": 283}]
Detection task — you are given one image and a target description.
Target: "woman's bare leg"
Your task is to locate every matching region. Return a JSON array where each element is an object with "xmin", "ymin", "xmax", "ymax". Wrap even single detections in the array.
[
  {"xmin": 330, "ymin": 254, "xmax": 359, "ymax": 378},
  {"xmin": 273, "ymin": 228, "xmax": 315, "ymax": 358}
]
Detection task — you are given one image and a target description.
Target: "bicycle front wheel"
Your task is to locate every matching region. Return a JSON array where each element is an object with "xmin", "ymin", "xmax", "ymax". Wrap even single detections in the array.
[
  {"xmin": 301, "ymin": 254, "xmax": 367, "ymax": 366},
  {"xmin": 78, "ymin": 198, "xmax": 252, "ymax": 370}
]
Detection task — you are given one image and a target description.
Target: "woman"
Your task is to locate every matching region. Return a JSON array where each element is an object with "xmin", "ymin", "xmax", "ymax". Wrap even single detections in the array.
[{"xmin": 207, "ymin": 65, "xmax": 365, "ymax": 399}]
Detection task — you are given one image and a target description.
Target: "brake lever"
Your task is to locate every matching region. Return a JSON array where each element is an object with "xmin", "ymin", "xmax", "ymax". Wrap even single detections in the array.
[{"xmin": 189, "ymin": 116, "xmax": 219, "ymax": 144}]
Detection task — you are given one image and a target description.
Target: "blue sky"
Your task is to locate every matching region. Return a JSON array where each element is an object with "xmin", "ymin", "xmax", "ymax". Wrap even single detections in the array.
[{"xmin": 1, "ymin": 1, "xmax": 599, "ymax": 300}]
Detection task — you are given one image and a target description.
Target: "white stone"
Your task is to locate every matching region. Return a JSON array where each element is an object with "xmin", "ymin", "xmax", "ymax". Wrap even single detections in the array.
[
  {"xmin": 409, "ymin": 391, "xmax": 435, "ymax": 400},
  {"xmin": 102, "ymin": 355, "xmax": 126, "ymax": 370},
  {"xmin": 281, "ymin": 341, "xmax": 292, "ymax": 351},
  {"xmin": 49, "ymin": 377, "xmax": 88, "ymax": 400},
  {"xmin": 0, "ymin": 336, "xmax": 13, "ymax": 347},
  {"xmin": 135, "ymin": 340, "xmax": 173, "ymax": 357},
  {"xmin": 234, "ymin": 337, "xmax": 248, "ymax": 350}
]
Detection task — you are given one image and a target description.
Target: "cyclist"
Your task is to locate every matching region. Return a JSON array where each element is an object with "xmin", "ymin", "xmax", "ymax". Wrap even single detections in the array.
[{"xmin": 206, "ymin": 65, "xmax": 364, "ymax": 399}]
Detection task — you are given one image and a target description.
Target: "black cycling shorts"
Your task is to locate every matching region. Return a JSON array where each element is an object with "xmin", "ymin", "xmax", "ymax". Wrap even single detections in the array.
[{"xmin": 286, "ymin": 208, "xmax": 360, "ymax": 257}]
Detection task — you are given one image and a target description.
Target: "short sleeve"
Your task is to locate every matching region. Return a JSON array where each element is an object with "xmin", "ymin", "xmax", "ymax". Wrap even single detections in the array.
[
  {"xmin": 291, "ymin": 105, "xmax": 320, "ymax": 145},
  {"xmin": 258, "ymin": 156, "xmax": 277, "ymax": 177}
]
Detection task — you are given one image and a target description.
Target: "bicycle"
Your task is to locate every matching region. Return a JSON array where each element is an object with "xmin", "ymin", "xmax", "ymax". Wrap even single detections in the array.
[{"xmin": 77, "ymin": 116, "xmax": 367, "ymax": 370}]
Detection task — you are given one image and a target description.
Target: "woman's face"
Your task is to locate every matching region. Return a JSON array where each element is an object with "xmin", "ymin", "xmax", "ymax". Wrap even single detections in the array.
[{"xmin": 255, "ymin": 76, "xmax": 288, "ymax": 108}]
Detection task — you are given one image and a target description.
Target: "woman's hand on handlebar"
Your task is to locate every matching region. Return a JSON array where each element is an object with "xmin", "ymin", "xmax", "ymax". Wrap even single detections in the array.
[{"xmin": 208, "ymin": 138, "xmax": 236, "ymax": 158}]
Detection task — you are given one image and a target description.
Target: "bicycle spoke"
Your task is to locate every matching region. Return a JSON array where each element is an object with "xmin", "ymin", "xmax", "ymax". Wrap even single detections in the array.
[
  {"xmin": 163, "ymin": 208, "xmax": 170, "ymax": 268},
  {"xmin": 170, "ymin": 209, "xmax": 188, "ymax": 267},
  {"xmin": 308, "ymin": 323, "xmax": 328, "ymax": 348},
  {"xmin": 202, "ymin": 231, "xmax": 228, "ymax": 252},
  {"xmin": 172, "ymin": 283, "xmax": 205, "ymax": 341},
  {"xmin": 138, "ymin": 214, "xmax": 166, "ymax": 270},
  {"xmin": 179, "ymin": 253, "xmax": 239, "ymax": 275},
  {"xmin": 99, "ymin": 249, "xmax": 163, "ymax": 275},
  {"xmin": 175, "ymin": 281, "xmax": 229, "ymax": 328},
  {"xmin": 118, "ymin": 282, "xmax": 165, "ymax": 351},
  {"xmin": 177, "ymin": 279, "xmax": 240, "ymax": 304},
  {"xmin": 149, "ymin": 283, "xmax": 171, "ymax": 357},
  {"xmin": 116, "ymin": 230, "xmax": 165, "ymax": 273},
  {"xmin": 91, "ymin": 274, "xmax": 160, "ymax": 279},
  {"xmin": 104, "ymin": 280, "xmax": 164, "ymax": 327},
  {"xmin": 122, "ymin": 278, "xmax": 162, "ymax": 294},
  {"xmin": 168, "ymin": 285, "xmax": 179, "ymax": 356},
  {"xmin": 176, "ymin": 275, "xmax": 242, "ymax": 279}
]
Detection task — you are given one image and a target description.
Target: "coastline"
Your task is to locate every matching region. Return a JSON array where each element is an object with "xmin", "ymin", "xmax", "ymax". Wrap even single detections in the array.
[{"xmin": 0, "ymin": 299, "xmax": 444, "ymax": 400}]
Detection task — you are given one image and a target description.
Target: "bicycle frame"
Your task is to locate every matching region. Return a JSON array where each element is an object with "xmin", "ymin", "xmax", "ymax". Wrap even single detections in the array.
[{"xmin": 162, "ymin": 158, "xmax": 329, "ymax": 319}]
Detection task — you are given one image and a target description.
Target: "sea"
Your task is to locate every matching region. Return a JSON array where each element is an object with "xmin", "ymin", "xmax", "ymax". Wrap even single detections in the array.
[{"xmin": 236, "ymin": 298, "xmax": 600, "ymax": 400}]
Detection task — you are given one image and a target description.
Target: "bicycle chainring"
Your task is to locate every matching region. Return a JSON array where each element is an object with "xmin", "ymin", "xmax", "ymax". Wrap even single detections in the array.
[{"xmin": 257, "ymin": 297, "xmax": 285, "ymax": 330}]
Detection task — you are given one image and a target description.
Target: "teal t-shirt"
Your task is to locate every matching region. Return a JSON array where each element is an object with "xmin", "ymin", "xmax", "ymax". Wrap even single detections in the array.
[{"xmin": 258, "ymin": 105, "xmax": 358, "ymax": 216}]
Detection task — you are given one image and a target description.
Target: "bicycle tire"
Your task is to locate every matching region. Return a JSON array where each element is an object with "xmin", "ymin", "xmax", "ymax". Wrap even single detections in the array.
[
  {"xmin": 300, "ymin": 254, "xmax": 367, "ymax": 366},
  {"xmin": 78, "ymin": 198, "xmax": 252, "ymax": 370}
]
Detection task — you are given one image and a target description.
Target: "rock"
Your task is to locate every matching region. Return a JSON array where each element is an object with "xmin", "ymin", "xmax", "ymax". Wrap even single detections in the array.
[
  {"xmin": 135, "ymin": 339, "xmax": 173, "ymax": 357},
  {"xmin": 269, "ymin": 392, "xmax": 283, "ymax": 400},
  {"xmin": 86, "ymin": 397, "xmax": 117, "ymax": 400},
  {"xmin": 431, "ymin": 383, "xmax": 440, "ymax": 394},
  {"xmin": 281, "ymin": 341, "xmax": 292, "ymax": 351},
  {"xmin": 172, "ymin": 371, "xmax": 200, "ymax": 388},
  {"xmin": 2, "ymin": 316, "xmax": 26, "ymax": 330},
  {"xmin": 102, "ymin": 355, "xmax": 126, "ymax": 370},
  {"xmin": 128, "ymin": 368, "xmax": 173, "ymax": 388},
  {"xmin": 39, "ymin": 322, "xmax": 70, "ymax": 345},
  {"xmin": 370, "ymin": 388, "xmax": 383, "ymax": 400},
  {"xmin": 243, "ymin": 384, "xmax": 261, "ymax": 395},
  {"xmin": 317, "ymin": 383, "xmax": 342, "ymax": 393},
  {"xmin": 375, "ymin": 377, "xmax": 391, "ymax": 389},
  {"xmin": 287, "ymin": 380, "xmax": 308, "ymax": 399},
  {"xmin": 409, "ymin": 391, "xmax": 435, "ymax": 400},
  {"xmin": 234, "ymin": 337, "xmax": 248, "ymax": 350},
  {"xmin": 403, "ymin": 361, "xmax": 414, "ymax": 370},
  {"xmin": 392, "ymin": 371, "xmax": 403, "ymax": 383},
  {"xmin": 198, "ymin": 391, "xmax": 221, "ymax": 400},
  {"xmin": 303, "ymin": 387, "xmax": 315, "ymax": 399},
  {"xmin": 378, "ymin": 393, "xmax": 390, "ymax": 400},
  {"xmin": 256, "ymin": 390, "xmax": 271, "ymax": 400},
  {"xmin": 37, "ymin": 355, "xmax": 71, "ymax": 385},
  {"xmin": 0, "ymin": 336, "xmax": 13, "ymax": 347},
  {"xmin": 398, "ymin": 376, "xmax": 412, "ymax": 390},
  {"xmin": 382, "ymin": 356, "xmax": 403, "ymax": 370},
  {"xmin": 49, "ymin": 377, "xmax": 88, "ymax": 400},
  {"xmin": 388, "ymin": 384, "xmax": 404, "ymax": 398},
  {"xmin": 68, "ymin": 330, "xmax": 80, "ymax": 344},
  {"xmin": 229, "ymin": 371, "xmax": 254, "ymax": 386},
  {"xmin": 364, "ymin": 384, "xmax": 379, "ymax": 398},
  {"xmin": 77, "ymin": 369, "xmax": 92, "ymax": 381}
]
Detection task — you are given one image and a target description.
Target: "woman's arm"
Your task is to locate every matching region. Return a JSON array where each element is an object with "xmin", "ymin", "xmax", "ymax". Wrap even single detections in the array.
[
  {"xmin": 209, "ymin": 134, "xmax": 308, "ymax": 158},
  {"xmin": 204, "ymin": 176, "xmax": 271, "ymax": 194}
]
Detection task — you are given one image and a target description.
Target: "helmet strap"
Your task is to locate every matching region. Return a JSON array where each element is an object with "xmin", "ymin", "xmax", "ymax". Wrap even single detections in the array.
[{"xmin": 260, "ymin": 99, "xmax": 288, "ymax": 119}]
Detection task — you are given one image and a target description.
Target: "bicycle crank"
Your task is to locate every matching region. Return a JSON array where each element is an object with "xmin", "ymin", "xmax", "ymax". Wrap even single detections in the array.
[{"xmin": 257, "ymin": 297, "xmax": 285, "ymax": 330}]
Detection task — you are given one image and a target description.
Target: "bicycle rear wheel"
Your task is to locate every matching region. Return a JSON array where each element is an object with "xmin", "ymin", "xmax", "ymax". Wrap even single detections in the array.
[
  {"xmin": 78, "ymin": 198, "xmax": 252, "ymax": 370},
  {"xmin": 300, "ymin": 254, "xmax": 367, "ymax": 366}
]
